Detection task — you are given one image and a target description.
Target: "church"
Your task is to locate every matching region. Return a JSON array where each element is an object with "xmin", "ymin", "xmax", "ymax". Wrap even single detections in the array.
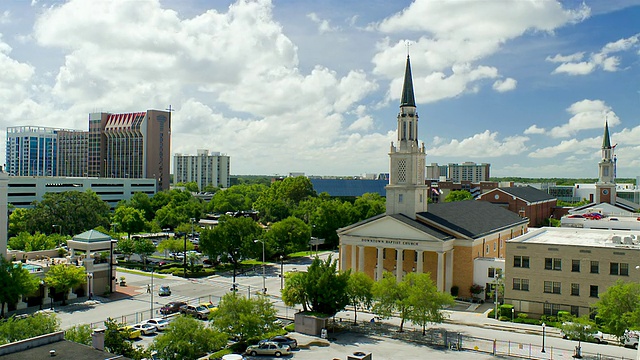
[{"xmin": 337, "ymin": 55, "xmax": 529, "ymax": 297}]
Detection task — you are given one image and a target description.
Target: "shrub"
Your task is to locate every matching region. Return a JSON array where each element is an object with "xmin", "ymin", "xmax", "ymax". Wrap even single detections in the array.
[
  {"xmin": 517, "ymin": 313, "xmax": 528, "ymax": 320},
  {"xmin": 284, "ymin": 323, "xmax": 295, "ymax": 332},
  {"xmin": 487, "ymin": 309, "xmax": 495, "ymax": 318},
  {"xmin": 451, "ymin": 285, "xmax": 459, "ymax": 297},
  {"xmin": 499, "ymin": 316, "xmax": 510, "ymax": 322},
  {"xmin": 500, "ymin": 304, "xmax": 514, "ymax": 318}
]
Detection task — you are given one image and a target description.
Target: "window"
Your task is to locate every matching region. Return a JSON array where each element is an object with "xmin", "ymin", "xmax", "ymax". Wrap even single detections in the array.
[
  {"xmin": 545, "ymin": 258, "xmax": 562, "ymax": 270},
  {"xmin": 572, "ymin": 260, "xmax": 580, "ymax": 272},
  {"xmin": 610, "ymin": 262, "xmax": 629, "ymax": 276},
  {"xmin": 591, "ymin": 261, "xmax": 599, "ymax": 274},
  {"xmin": 544, "ymin": 281, "xmax": 561, "ymax": 294},
  {"xmin": 494, "ymin": 243, "xmax": 496, "ymax": 251},
  {"xmin": 571, "ymin": 283, "xmax": 580, "ymax": 296},
  {"xmin": 383, "ymin": 249, "xmax": 386, "ymax": 260},
  {"xmin": 543, "ymin": 302, "xmax": 561, "ymax": 316},
  {"xmin": 513, "ymin": 278, "xmax": 529, "ymax": 291},
  {"xmin": 486, "ymin": 245, "xmax": 489, "ymax": 254},
  {"xmin": 571, "ymin": 306, "xmax": 579, "ymax": 317},
  {"xmin": 488, "ymin": 268, "xmax": 495, "ymax": 278},
  {"xmin": 513, "ymin": 256, "xmax": 530, "ymax": 268},
  {"xmin": 590, "ymin": 285, "xmax": 599, "ymax": 298}
]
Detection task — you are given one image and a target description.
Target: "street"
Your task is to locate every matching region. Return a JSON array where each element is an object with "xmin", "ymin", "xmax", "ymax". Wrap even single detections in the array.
[{"xmin": 51, "ymin": 251, "xmax": 639, "ymax": 360}]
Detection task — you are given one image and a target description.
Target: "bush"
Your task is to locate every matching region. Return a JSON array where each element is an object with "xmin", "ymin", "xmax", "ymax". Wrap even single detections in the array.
[
  {"xmin": 451, "ymin": 285, "xmax": 459, "ymax": 297},
  {"xmin": 557, "ymin": 311, "xmax": 571, "ymax": 321},
  {"xmin": 500, "ymin": 304, "xmax": 514, "ymax": 318},
  {"xmin": 284, "ymin": 323, "xmax": 295, "ymax": 332},
  {"xmin": 499, "ymin": 316, "xmax": 510, "ymax": 322},
  {"xmin": 517, "ymin": 313, "xmax": 528, "ymax": 320},
  {"xmin": 487, "ymin": 309, "xmax": 495, "ymax": 318},
  {"xmin": 514, "ymin": 317, "xmax": 541, "ymax": 325},
  {"xmin": 209, "ymin": 348, "xmax": 232, "ymax": 359}
]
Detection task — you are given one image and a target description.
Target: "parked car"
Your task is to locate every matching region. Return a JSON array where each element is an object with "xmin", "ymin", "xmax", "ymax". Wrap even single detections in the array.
[
  {"xmin": 133, "ymin": 323, "xmax": 157, "ymax": 335},
  {"xmin": 245, "ymin": 341, "xmax": 291, "ymax": 357},
  {"xmin": 560, "ymin": 323, "xmax": 604, "ymax": 343},
  {"xmin": 200, "ymin": 302, "xmax": 218, "ymax": 313},
  {"xmin": 144, "ymin": 318, "xmax": 170, "ymax": 331},
  {"xmin": 119, "ymin": 325, "xmax": 141, "ymax": 340},
  {"xmin": 179, "ymin": 304, "xmax": 210, "ymax": 320},
  {"xmin": 158, "ymin": 285, "xmax": 171, "ymax": 296},
  {"xmin": 159, "ymin": 301, "xmax": 187, "ymax": 315},
  {"xmin": 624, "ymin": 330, "xmax": 639, "ymax": 349},
  {"xmin": 259, "ymin": 335, "xmax": 298, "ymax": 349}
]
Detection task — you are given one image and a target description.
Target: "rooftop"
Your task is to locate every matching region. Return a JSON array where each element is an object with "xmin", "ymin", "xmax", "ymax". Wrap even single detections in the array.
[{"xmin": 508, "ymin": 226, "xmax": 640, "ymax": 249}]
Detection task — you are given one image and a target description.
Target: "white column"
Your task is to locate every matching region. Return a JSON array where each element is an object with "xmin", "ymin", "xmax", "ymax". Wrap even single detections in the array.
[
  {"xmin": 351, "ymin": 245, "xmax": 356, "ymax": 271},
  {"xmin": 358, "ymin": 246, "xmax": 364, "ymax": 273},
  {"xmin": 340, "ymin": 244, "xmax": 347, "ymax": 271},
  {"xmin": 396, "ymin": 249, "xmax": 403, "ymax": 282},
  {"xmin": 437, "ymin": 252, "xmax": 445, "ymax": 292},
  {"xmin": 445, "ymin": 249, "xmax": 454, "ymax": 294},
  {"xmin": 376, "ymin": 247, "xmax": 384, "ymax": 281},
  {"xmin": 416, "ymin": 250, "xmax": 424, "ymax": 274}
]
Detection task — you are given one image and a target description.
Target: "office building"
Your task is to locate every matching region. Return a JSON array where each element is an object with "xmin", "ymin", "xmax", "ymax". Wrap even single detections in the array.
[
  {"xmin": 174, "ymin": 149, "xmax": 231, "ymax": 190},
  {"xmin": 426, "ymin": 162, "xmax": 490, "ymax": 182},
  {"xmin": 505, "ymin": 226, "xmax": 640, "ymax": 318},
  {"xmin": 5, "ymin": 126, "xmax": 62, "ymax": 176}
]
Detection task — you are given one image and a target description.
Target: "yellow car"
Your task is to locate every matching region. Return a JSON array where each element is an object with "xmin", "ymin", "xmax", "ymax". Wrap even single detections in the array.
[
  {"xmin": 119, "ymin": 325, "xmax": 141, "ymax": 339},
  {"xmin": 200, "ymin": 302, "xmax": 218, "ymax": 313}
]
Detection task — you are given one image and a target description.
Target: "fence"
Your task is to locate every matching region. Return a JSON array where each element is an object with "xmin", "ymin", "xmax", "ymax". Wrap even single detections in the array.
[{"xmin": 339, "ymin": 320, "xmax": 634, "ymax": 360}]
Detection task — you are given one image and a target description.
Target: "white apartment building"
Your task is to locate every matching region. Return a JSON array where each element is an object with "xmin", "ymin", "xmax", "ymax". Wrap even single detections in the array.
[
  {"xmin": 426, "ymin": 162, "xmax": 490, "ymax": 182},
  {"xmin": 173, "ymin": 149, "xmax": 230, "ymax": 190}
]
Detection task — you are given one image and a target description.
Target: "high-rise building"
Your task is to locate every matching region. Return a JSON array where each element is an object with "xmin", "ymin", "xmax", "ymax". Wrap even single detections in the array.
[
  {"xmin": 5, "ymin": 126, "xmax": 62, "ymax": 176},
  {"xmin": 426, "ymin": 162, "xmax": 490, "ymax": 182},
  {"xmin": 174, "ymin": 149, "xmax": 231, "ymax": 190},
  {"xmin": 6, "ymin": 109, "xmax": 171, "ymax": 191}
]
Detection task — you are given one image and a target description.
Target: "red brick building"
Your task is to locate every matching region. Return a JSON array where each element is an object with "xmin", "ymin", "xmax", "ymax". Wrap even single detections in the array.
[{"xmin": 477, "ymin": 186, "xmax": 556, "ymax": 227}]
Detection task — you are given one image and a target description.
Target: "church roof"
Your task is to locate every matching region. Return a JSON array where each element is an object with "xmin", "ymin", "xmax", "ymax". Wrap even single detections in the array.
[
  {"xmin": 388, "ymin": 213, "xmax": 454, "ymax": 240},
  {"xmin": 602, "ymin": 120, "xmax": 611, "ymax": 149},
  {"xmin": 72, "ymin": 229, "xmax": 111, "ymax": 243},
  {"xmin": 495, "ymin": 186, "xmax": 556, "ymax": 203},
  {"xmin": 400, "ymin": 55, "xmax": 416, "ymax": 107},
  {"xmin": 417, "ymin": 200, "xmax": 529, "ymax": 239}
]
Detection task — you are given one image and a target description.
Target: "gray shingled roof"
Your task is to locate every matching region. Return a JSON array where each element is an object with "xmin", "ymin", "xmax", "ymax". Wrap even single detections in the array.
[
  {"xmin": 388, "ymin": 213, "xmax": 454, "ymax": 240},
  {"xmin": 418, "ymin": 200, "xmax": 528, "ymax": 239},
  {"xmin": 498, "ymin": 186, "xmax": 556, "ymax": 203}
]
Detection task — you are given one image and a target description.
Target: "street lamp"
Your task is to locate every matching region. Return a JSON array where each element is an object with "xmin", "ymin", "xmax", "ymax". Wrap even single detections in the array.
[
  {"xmin": 541, "ymin": 322, "xmax": 546, "ymax": 353},
  {"xmin": 150, "ymin": 265, "xmax": 155, "ymax": 319},
  {"xmin": 254, "ymin": 239, "xmax": 266, "ymax": 294},
  {"xmin": 511, "ymin": 308, "xmax": 514, "ymax": 322},
  {"xmin": 280, "ymin": 255, "xmax": 284, "ymax": 290},
  {"xmin": 87, "ymin": 272, "xmax": 93, "ymax": 300},
  {"xmin": 39, "ymin": 281, "xmax": 44, "ymax": 310}
]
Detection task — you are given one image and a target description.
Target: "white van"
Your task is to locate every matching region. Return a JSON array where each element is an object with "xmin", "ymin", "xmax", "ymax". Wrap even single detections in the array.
[{"xmin": 623, "ymin": 330, "xmax": 639, "ymax": 349}]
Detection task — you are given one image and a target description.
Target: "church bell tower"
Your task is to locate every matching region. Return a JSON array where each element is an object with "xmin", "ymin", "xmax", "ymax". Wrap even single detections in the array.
[
  {"xmin": 595, "ymin": 120, "xmax": 616, "ymax": 205},
  {"xmin": 385, "ymin": 55, "xmax": 429, "ymax": 218}
]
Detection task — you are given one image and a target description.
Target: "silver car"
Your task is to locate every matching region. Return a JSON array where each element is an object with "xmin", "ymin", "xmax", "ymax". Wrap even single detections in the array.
[{"xmin": 245, "ymin": 341, "xmax": 291, "ymax": 357}]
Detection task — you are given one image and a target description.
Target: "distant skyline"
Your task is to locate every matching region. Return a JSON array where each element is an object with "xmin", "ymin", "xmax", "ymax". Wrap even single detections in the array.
[{"xmin": 0, "ymin": 0, "xmax": 639, "ymax": 178}]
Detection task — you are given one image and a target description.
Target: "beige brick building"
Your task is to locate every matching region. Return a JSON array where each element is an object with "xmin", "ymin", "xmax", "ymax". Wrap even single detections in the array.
[{"xmin": 505, "ymin": 227, "xmax": 640, "ymax": 318}]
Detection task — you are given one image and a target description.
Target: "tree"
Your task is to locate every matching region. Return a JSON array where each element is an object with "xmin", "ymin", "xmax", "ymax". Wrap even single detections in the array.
[
  {"xmin": 308, "ymin": 198, "xmax": 354, "ymax": 248},
  {"xmin": 559, "ymin": 314, "xmax": 597, "ymax": 353},
  {"xmin": 157, "ymin": 237, "xmax": 194, "ymax": 258},
  {"xmin": 44, "ymin": 264, "xmax": 87, "ymax": 305},
  {"xmin": 187, "ymin": 251, "xmax": 202, "ymax": 271},
  {"xmin": 372, "ymin": 272, "xmax": 411, "ymax": 332},
  {"xmin": 116, "ymin": 237, "xmax": 136, "ymax": 261},
  {"xmin": 199, "ymin": 215, "xmax": 263, "ymax": 285},
  {"xmin": 134, "ymin": 239, "xmax": 156, "ymax": 266},
  {"xmin": 112, "ymin": 207, "xmax": 146, "ymax": 239},
  {"xmin": 8, "ymin": 208, "xmax": 30, "ymax": 236},
  {"xmin": 282, "ymin": 255, "xmax": 349, "ymax": 316},
  {"xmin": 8, "ymin": 232, "xmax": 57, "ymax": 251},
  {"xmin": 404, "ymin": 272, "xmax": 455, "ymax": 335},
  {"xmin": 151, "ymin": 316, "xmax": 226, "ymax": 360},
  {"xmin": 265, "ymin": 216, "xmax": 310, "ymax": 256},
  {"xmin": 347, "ymin": 271, "xmax": 374, "ymax": 324},
  {"xmin": 103, "ymin": 318, "xmax": 147, "ymax": 359},
  {"xmin": 594, "ymin": 280, "xmax": 640, "ymax": 339},
  {"xmin": 351, "ymin": 193, "xmax": 386, "ymax": 222},
  {"xmin": 0, "ymin": 312, "xmax": 60, "ymax": 345},
  {"xmin": 121, "ymin": 192, "xmax": 155, "ymax": 221},
  {"xmin": 0, "ymin": 257, "xmax": 39, "ymax": 317},
  {"xmin": 27, "ymin": 190, "xmax": 111, "ymax": 235},
  {"xmin": 65, "ymin": 324, "xmax": 93, "ymax": 346},
  {"xmin": 210, "ymin": 293, "xmax": 278, "ymax": 342},
  {"xmin": 254, "ymin": 176, "xmax": 316, "ymax": 223},
  {"xmin": 444, "ymin": 190, "xmax": 474, "ymax": 202}
]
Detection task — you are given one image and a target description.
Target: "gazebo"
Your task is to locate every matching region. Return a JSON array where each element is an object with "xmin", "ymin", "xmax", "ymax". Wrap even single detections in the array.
[{"xmin": 67, "ymin": 230, "xmax": 117, "ymax": 297}]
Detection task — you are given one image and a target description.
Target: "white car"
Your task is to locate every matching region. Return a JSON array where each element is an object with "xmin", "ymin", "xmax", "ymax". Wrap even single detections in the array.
[
  {"xmin": 560, "ymin": 323, "xmax": 604, "ymax": 343},
  {"xmin": 624, "ymin": 330, "xmax": 639, "ymax": 349},
  {"xmin": 133, "ymin": 323, "xmax": 157, "ymax": 335},
  {"xmin": 145, "ymin": 318, "xmax": 170, "ymax": 331}
]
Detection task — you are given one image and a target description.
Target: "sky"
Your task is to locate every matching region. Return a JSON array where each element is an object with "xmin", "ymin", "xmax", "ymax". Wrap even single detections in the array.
[{"xmin": 0, "ymin": 0, "xmax": 639, "ymax": 179}]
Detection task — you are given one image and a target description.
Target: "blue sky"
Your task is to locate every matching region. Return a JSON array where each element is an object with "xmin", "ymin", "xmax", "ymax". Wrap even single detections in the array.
[{"xmin": 0, "ymin": 0, "xmax": 639, "ymax": 178}]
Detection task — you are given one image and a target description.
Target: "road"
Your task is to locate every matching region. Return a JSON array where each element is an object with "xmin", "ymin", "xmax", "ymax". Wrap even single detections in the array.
[{"xmin": 52, "ymin": 251, "xmax": 638, "ymax": 359}]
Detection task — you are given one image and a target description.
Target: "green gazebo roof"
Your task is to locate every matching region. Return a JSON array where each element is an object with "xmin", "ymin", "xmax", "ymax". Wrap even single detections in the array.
[{"xmin": 72, "ymin": 230, "xmax": 112, "ymax": 243}]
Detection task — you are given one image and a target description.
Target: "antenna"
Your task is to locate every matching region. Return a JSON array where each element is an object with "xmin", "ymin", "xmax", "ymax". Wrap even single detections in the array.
[{"xmin": 166, "ymin": 105, "xmax": 175, "ymax": 114}]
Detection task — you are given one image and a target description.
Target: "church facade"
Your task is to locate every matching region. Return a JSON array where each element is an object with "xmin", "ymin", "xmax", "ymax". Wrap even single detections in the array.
[{"xmin": 338, "ymin": 56, "xmax": 529, "ymax": 297}]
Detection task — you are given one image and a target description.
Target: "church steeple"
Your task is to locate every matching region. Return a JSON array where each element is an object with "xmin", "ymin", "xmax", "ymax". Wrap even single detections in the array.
[
  {"xmin": 400, "ymin": 55, "xmax": 416, "ymax": 107},
  {"xmin": 386, "ymin": 55, "xmax": 428, "ymax": 219},
  {"xmin": 602, "ymin": 120, "xmax": 611, "ymax": 149}
]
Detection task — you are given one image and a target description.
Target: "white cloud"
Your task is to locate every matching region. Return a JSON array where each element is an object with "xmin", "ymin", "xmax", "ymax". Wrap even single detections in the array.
[
  {"xmin": 549, "ymin": 33, "xmax": 639, "ymax": 75},
  {"xmin": 549, "ymin": 99, "xmax": 619, "ymax": 138},
  {"xmin": 372, "ymin": 1, "xmax": 588, "ymax": 103},
  {"xmin": 427, "ymin": 130, "xmax": 529, "ymax": 157},
  {"xmin": 528, "ymin": 137, "xmax": 598, "ymax": 158},
  {"xmin": 492, "ymin": 78, "xmax": 517, "ymax": 92},
  {"xmin": 307, "ymin": 12, "xmax": 339, "ymax": 34},
  {"xmin": 0, "ymin": 10, "xmax": 10, "ymax": 25},
  {"xmin": 524, "ymin": 125, "xmax": 545, "ymax": 135},
  {"xmin": 545, "ymin": 52, "xmax": 584, "ymax": 63}
]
